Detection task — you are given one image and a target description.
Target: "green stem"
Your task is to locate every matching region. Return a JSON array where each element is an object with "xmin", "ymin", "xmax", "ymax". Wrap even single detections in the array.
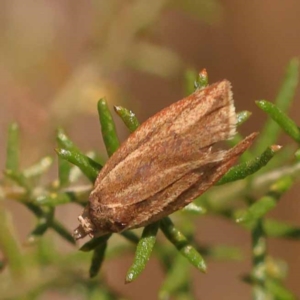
[
  {"xmin": 0, "ymin": 205, "xmax": 25, "ymax": 278},
  {"xmin": 27, "ymin": 207, "xmax": 54, "ymax": 244},
  {"xmin": 252, "ymin": 219, "xmax": 268, "ymax": 299},
  {"xmin": 236, "ymin": 176, "xmax": 293, "ymax": 225},
  {"xmin": 51, "ymin": 220, "xmax": 76, "ymax": 245}
]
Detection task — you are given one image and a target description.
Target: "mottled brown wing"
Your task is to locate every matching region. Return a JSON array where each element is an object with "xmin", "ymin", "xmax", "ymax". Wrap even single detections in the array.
[
  {"xmin": 116, "ymin": 132, "xmax": 258, "ymax": 230},
  {"xmin": 90, "ymin": 136, "xmax": 218, "ymax": 207},
  {"xmin": 94, "ymin": 80, "xmax": 235, "ymax": 188},
  {"xmin": 90, "ymin": 84, "xmax": 237, "ymax": 207}
]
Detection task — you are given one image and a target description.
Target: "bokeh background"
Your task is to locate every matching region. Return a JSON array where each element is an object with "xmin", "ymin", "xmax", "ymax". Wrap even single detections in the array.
[{"xmin": 1, "ymin": 1, "xmax": 300, "ymax": 299}]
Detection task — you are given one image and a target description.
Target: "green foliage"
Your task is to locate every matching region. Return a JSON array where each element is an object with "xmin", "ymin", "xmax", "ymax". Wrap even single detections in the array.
[
  {"xmin": 1, "ymin": 58, "xmax": 300, "ymax": 299},
  {"xmin": 126, "ymin": 222, "xmax": 159, "ymax": 283}
]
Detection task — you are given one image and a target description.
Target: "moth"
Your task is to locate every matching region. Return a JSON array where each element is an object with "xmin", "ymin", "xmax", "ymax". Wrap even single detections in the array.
[{"xmin": 74, "ymin": 80, "xmax": 257, "ymax": 240}]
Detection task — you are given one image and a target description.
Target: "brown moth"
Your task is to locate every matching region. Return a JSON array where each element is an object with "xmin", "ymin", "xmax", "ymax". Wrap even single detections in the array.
[{"xmin": 74, "ymin": 80, "xmax": 257, "ymax": 240}]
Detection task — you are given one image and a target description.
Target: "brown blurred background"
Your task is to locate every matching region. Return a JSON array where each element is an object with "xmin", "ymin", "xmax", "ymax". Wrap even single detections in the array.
[{"xmin": 1, "ymin": 1, "xmax": 300, "ymax": 299}]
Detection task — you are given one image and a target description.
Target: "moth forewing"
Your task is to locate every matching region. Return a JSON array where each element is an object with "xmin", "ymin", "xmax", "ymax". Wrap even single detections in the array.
[
  {"xmin": 91, "ymin": 135, "xmax": 230, "ymax": 208},
  {"xmin": 74, "ymin": 80, "xmax": 256, "ymax": 240},
  {"xmin": 109, "ymin": 132, "xmax": 258, "ymax": 230},
  {"xmin": 94, "ymin": 80, "xmax": 235, "ymax": 186},
  {"xmin": 92, "ymin": 80, "xmax": 236, "ymax": 205}
]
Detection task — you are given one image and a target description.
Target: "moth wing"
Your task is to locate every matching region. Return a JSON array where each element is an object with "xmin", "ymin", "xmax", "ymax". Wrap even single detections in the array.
[
  {"xmin": 98, "ymin": 132, "xmax": 258, "ymax": 230},
  {"xmin": 95, "ymin": 80, "xmax": 235, "ymax": 186},
  {"xmin": 128, "ymin": 132, "xmax": 258, "ymax": 228},
  {"xmin": 161, "ymin": 132, "xmax": 259, "ymax": 213},
  {"xmin": 90, "ymin": 132, "xmax": 229, "ymax": 207}
]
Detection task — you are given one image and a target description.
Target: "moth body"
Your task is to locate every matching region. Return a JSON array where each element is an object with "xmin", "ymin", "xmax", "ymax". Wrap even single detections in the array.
[{"xmin": 74, "ymin": 80, "xmax": 257, "ymax": 240}]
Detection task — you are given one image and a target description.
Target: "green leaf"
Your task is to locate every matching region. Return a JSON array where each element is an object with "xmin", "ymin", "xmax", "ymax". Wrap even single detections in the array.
[
  {"xmin": 236, "ymin": 176, "xmax": 293, "ymax": 224},
  {"xmin": 25, "ymin": 199, "xmax": 76, "ymax": 244},
  {"xmin": 126, "ymin": 222, "xmax": 159, "ymax": 283},
  {"xmin": 4, "ymin": 169, "xmax": 31, "ymax": 192},
  {"xmin": 266, "ymin": 279, "xmax": 296, "ymax": 300},
  {"xmin": 263, "ymin": 219, "xmax": 300, "ymax": 239},
  {"xmin": 159, "ymin": 254, "xmax": 190, "ymax": 300},
  {"xmin": 56, "ymin": 128, "xmax": 102, "ymax": 183},
  {"xmin": 34, "ymin": 190, "xmax": 89, "ymax": 207},
  {"xmin": 80, "ymin": 234, "xmax": 111, "ymax": 252},
  {"xmin": 97, "ymin": 99, "xmax": 120, "ymax": 157},
  {"xmin": 68, "ymin": 151, "xmax": 102, "ymax": 183},
  {"xmin": 182, "ymin": 203, "xmax": 207, "ymax": 215},
  {"xmin": 6, "ymin": 122, "xmax": 20, "ymax": 172},
  {"xmin": 218, "ymin": 145, "xmax": 281, "ymax": 185},
  {"xmin": 236, "ymin": 111, "xmax": 252, "ymax": 126},
  {"xmin": 185, "ymin": 68, "xmax": 209, "ymax": 96},
  {"xmin": 196, "ymin": 69, "xmax": 209, "ymax": 89},
  {"xmin": 160, "ymin": 217, "xmax": 206, "ymax": 272},
  {"xmin": 25, "ymin": 202, "xmax": 74, "ymax": 244},
  {"xmin": 56, "ymin": 128, "xmax": 77, "ymax": 150},
  {"xmin": 56, "ymin": 128, "xmax": 76, "ymax": 186},
  {"xmin": 114, "ymin": 106, "xmax": 140, "ymax": 133},
  {"xmin": 295, "ymin": 148, "xmax": 300, "ymax": 161},
  {"xmin": 56, "ymin": 148, "xmax": 100, "ymax": 183},
  {"xmin": 227, "ymin": 111, "xmax": 253, "ymax": 160},
  {"xmin": 120, "ymin": 231, "xmax": 140, "ymax": 244},
  {"xmin": 274, "ymin": 58, "xmax": 299, "ymax": 108},
  {"xmin": 24, "ymin": 203, "xmax": 44, "ymax": 217},
  {"xmin": 58, "ymin": 157, "xmax": 71, "ymax": 187},
  {"xmin": 201, "ymin": 245, "xmax": 243, "ymax": 261},
  {"xmin": 254, "ymin": 58, "xmax": 299, "ymax": 154},
  {"xmin": 23, "ymin": 156, "xmax": 53, "ymax": 178},
  {"xmin": 242, "ymin": 274, "xmax": 295, "ymax": 300},
  {"xmin": 256, "ymin": 100, "xmax": 300, "ymax": 143},
  {"xmin": 89, "ymin": 242, "xmax": 108, "ymax": 278}
]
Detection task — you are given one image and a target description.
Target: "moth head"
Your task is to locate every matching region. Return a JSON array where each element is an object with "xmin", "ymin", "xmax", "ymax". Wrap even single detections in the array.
[{"xmin": 73, "ymin": 205, "xmax": 95, "ymax": 240}]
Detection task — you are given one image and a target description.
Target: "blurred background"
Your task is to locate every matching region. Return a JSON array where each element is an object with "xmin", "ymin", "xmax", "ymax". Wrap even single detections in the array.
[{"xmin": 1, "ymin": 1, "xmax": 300, "ymax": 299}]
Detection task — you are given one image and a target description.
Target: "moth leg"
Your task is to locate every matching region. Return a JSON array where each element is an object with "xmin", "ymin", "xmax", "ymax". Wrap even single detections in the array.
[
  {"xmin": 73, "ymin": 205, "xmax": 96, "ymax": 240},
  {"xmin": 78, "ymin": 216, "xmax": 94, "ymax": 237},
  {"xmin": 74, "ymin": 215, "xmax": 95, "ymax": 239}
]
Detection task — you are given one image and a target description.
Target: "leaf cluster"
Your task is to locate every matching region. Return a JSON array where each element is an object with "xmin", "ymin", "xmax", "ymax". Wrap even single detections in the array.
[{"xmin": 1, "ymin": 59, "xmax": 300, "ymax": 299}]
